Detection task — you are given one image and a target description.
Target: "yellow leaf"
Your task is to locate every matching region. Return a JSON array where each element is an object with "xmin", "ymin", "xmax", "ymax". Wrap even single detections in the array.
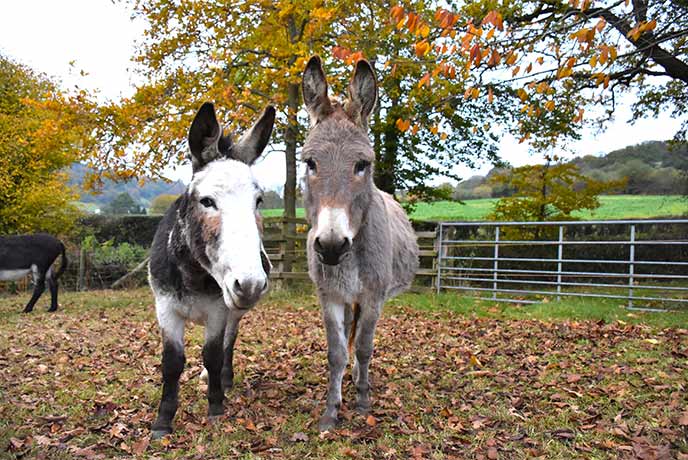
[
  {"xmin": 440, "ymin": 132, "xmax": 448, "ymax": 140},
  {"xmin": 469, "ymin": 354, "xmax": 482, "ymax": 368},
  {"xmin": 517, "ymin": 88, "xmax": 528, "ymax": 102}
]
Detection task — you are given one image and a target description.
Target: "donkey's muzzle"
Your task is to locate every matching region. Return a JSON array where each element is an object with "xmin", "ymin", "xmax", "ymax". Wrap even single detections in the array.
[
  {"xmin": 314, "ymin": 235, "xmax": 351, "ymax": 265},
  {"xmin": 231, "ymin": 276, "xmax": 267, "ymax": 308}
]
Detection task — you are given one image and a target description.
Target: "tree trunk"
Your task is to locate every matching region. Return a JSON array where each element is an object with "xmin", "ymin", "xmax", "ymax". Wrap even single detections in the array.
[
  {"xmin": 282, "ymin": 82, "xmax": 299, "ymax": 273},
  {"xmin": 375, "ymin": 90, "xmax": 400, "ymax": 196}
]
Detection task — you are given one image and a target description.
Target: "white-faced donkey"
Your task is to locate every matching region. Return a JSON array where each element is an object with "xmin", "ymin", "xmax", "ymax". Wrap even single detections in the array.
[
  {"xmin": 148, "ymin": 102, "xmax": 275, "ymax": 439},
  {"xmin": 301, "ymin": 56, "xmax": 420, "ymax": 431}
]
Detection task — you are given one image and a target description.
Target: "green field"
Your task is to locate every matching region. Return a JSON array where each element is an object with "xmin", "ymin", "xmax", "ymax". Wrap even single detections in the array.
[{"xmin": 262, "ymin": 194, "xmax": 688, "ymax": 221}]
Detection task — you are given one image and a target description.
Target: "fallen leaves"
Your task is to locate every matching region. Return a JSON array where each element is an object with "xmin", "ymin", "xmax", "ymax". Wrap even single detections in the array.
[{"xmin": 1, "ymin": 288, "xmax": 687, "ymax": 459}]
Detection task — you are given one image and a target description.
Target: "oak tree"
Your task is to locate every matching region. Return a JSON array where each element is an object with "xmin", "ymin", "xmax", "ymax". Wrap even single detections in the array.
[{"xmin": 393, "ymin": 0, "xmax": 688, "ymax": 149}]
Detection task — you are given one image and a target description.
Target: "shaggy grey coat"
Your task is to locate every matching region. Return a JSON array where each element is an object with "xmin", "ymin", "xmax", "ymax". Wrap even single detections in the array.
[{"xmin": 301, "ymin": 56, "xmax": 419, "ymax": 431}]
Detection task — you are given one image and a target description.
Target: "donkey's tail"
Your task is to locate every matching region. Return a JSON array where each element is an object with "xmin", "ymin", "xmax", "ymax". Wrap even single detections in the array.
[
  {"xmin": 54, "ymin": 242, "xmax": 68, "ymax": 280},
  {"xmin": 348, "ymin": 303, "xmax": 361, "ymax": 355}
]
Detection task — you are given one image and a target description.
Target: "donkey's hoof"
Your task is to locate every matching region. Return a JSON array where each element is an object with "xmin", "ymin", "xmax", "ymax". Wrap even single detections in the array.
[
  {"xmin": 318, "ymin": 415, "xmax": 339, "ymax": 432},
  {"xmin": 47, "ymin": 308, "xmax": 58, "ymax": 313},
  {"xmin": 207, "ymin": 414, "xmax": 224, "ymax": 425},
  {"xmin": 151, "ymin": 428, "xmax": 172, "ymax": 440},
  {"xmin": 208, "ymin": 404, "xmax": 225, "ymax": 417},
  {"xmin": 354, "ymin": 403, "xmax": 371, "ymax": 415}
]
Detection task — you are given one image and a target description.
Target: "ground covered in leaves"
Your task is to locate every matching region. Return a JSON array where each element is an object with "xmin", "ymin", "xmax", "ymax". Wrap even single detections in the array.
[{"xmin": 1, "ymin": 288, "xmax": 687, "ymax": 459}]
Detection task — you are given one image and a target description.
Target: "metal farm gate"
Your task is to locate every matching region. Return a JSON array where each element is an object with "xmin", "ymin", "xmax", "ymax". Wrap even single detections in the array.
[{"xmin": 435, "ymin": 219, "xmax": 688, "ymax": 311}]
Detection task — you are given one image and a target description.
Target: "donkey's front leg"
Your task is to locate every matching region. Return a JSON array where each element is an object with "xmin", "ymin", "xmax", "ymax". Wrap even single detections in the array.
[
  {"xmin": 203, "ymin": 310, "xmax": 227, "ymax": 419},
  {"xmin": 319, "ymin": 302, "xmax": 350, "ymax": 432},
  {"xmin": 221, "ymin": 313, "xmax": 241, "ymax": 392},
  {"xmin": 152, "ymin": 311, "xmax": 185, "ymax": 439},
  {"xmin": 352, "ymin": 304, "xmax": 381, "ymax": 415}
]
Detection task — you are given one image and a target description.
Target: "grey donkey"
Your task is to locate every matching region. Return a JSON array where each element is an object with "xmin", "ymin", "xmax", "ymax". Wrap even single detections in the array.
[{"xmin": 301, "ymin": 56, "xmax": 419, "ymax": 431}]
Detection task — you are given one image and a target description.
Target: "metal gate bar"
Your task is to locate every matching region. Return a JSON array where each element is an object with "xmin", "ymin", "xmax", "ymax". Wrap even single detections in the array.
[{"xmin": 435, "ymin": 219, "xmax": 688, "ymax": 310}]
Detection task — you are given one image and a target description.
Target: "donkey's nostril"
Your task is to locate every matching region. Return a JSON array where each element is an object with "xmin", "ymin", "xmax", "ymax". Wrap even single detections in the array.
[
  {"xmin": 339, "ymin": 238, "xmax": 351, "ymax": 253},
  {"xmin": 233, "ymin": 279, "xmax": 243, "ymax": 294},
  {"xmin": 314, "ymin": 236, "xmax": 323, "ymax": 251}
]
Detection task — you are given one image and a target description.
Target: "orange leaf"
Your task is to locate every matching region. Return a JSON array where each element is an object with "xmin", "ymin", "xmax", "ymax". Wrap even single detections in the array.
[
  {"xmin": 395, "ymin": 118, "xmax": 411, "ymax": 132},
  {"xmin": 418, "ymin": 73, "xmax": 431, "ymax": 88},
  {"xmin": 415, "ymin": 40, "xmax": 430, "ymax": 57}
]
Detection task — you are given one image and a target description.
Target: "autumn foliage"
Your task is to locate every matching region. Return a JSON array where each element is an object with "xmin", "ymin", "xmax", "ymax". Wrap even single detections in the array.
[
  {"xmin": 489, "ymin": 156, "xmax": 625, "ymax": 225},
  {"xmin": 393, "ymin": 0, "xmax": 688, "ymax": 149},
  {"xmin": 0, "ymin": 55, "xmax": 98, "ymax": 235}
]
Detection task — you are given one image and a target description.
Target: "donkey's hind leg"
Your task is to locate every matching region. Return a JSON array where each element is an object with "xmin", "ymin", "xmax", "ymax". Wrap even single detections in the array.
[
  {"xmin": 46, "ymin": 268, "xmax": 59, "ymax": 312},
  {"xmin": 352, "ymin": 303, "xmax": 381, "ymax": 415},
  {"xmin": 23, "ymin": 267, "xmax": 46, "ymax": 313},
  {"xmin": 152, "ymin": 309, "xmax": 185, "ymax": 439},
  {"xmin": 204, "ymin": 308, "xmax": 228, "ymax": 419}
]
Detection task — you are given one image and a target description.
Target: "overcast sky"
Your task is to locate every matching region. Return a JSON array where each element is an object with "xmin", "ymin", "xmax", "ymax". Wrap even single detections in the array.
[{"xmin": 1, "ymin": 0, "xmax": 683, "ymax": 191}]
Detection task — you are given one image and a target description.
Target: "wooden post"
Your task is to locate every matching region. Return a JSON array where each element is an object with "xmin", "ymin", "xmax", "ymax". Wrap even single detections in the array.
[{"xmin": 78, "ymin": 246, "xmax": 86, "ymax": 291}]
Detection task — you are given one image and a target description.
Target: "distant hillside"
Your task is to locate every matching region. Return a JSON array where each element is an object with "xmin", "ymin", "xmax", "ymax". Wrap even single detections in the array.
[
  {"xmin": 454, "ymin": 140, "xmax": 688, "ymax": 200},
  {"xmin": 69, "ymin": 163, "xmax": 186, "ymax": 210}
]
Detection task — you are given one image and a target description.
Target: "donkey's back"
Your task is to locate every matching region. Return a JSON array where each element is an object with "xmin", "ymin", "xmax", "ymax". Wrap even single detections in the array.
[
  {"xmin": 380, "ymin": 191, "xmax": 419, "ymax": 298},
  {"xmin": 0, "ymin": 234, "xmax": 64, "ymax": 270}
]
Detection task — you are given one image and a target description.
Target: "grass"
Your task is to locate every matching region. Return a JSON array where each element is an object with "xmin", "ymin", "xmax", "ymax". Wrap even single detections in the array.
[
  {"xmin": 1, "ymin": 287, "xmax": 687, "ymax": 459},
  {"xmin": 261, "ymin": 195, "xmax": 688, "ymax": 222}
]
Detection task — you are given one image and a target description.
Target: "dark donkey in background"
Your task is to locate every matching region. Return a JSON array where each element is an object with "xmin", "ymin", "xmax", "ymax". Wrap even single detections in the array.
[
  {"xmin": 148, "ymin": 102, "xmax": 275, "ymax": 439},
  {"xmin": 301, "ymin": 56, "xmax": 420, "ymax": 431},
  {"xmin": 0, "ymin": 234, "xmax": 68, "ymax": 312}
]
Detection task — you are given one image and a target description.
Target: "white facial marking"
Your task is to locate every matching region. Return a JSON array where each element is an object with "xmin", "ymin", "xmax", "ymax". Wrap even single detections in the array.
[
  {"xmin": 190, "ymin": 159, "xmax": 268, "ymax": 309},
  {"xmin": 0, "ymin": 269, "xmax": 31, "ymax": 281},
  {"xmin": 316, "ymin": 207, "xmax": 353, "ymax": 241}
]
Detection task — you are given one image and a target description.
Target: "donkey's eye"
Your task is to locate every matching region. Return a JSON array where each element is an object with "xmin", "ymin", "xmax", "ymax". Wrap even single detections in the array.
[
  {"xmin": 305, "ymin": 158, "xmax": 317, "ymax": 174},
  {"xmin": 354, "ymin": 160, "xmax": 370, "ymax": 176},
  {"xmin": 200, "ymin": 197, "xmax": 216, "ymax": 209}
]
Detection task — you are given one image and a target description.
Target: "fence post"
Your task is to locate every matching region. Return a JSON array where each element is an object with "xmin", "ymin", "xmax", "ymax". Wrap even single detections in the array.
[
  {"xmin": 492, "ymin": 226, "xmax": 500, "ymax": 300},
  {"xmin": 435, "ymin": 223, "xmax": 443, "ymax": 294},
  {"xmin": 556, "ymin": 225, "xmax": 563, "ymax": 302},
  {"xmin": 628, "ymin": 224, "xmax": 636, "ymax": 309},
  {"xmin": 78, "ymin": 246, "xmax": 86, "ymax": 291}
]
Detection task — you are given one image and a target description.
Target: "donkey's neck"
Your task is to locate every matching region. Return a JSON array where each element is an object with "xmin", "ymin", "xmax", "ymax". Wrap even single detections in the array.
[{"xmin": 167, "ymin": 205, "xmax": 222, "ymax": 297}]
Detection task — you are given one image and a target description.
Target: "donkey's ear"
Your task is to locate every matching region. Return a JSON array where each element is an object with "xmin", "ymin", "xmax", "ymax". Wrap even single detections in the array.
[
  {"xmin": 346, "ymin": 59, "xmax": 377, "ymax": 129},
  {"xmin": 302, "ymin": 56, "xmax": 333, "ymax": 124},
  {"xmin": 188, "ymin": 102, "xmax": 222, "ymax": 172},
  {"xmin": 234, "ymin": 105, "xmax": 276, "ymax": 165}
]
